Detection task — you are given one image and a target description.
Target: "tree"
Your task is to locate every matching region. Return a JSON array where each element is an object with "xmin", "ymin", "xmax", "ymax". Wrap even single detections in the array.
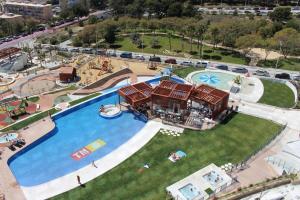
[
  {"xmin": 167, "ymin": 2, "xmax": 183, "ymax": 17},
  {"xmin": 186, "ymin": 25, "xmax": 195, "ymax": 52},
  {"xmin": 182, "ymin": 1, "xmax": 196, "ymax": 17},
  {"xmin": 104, "ymin": 24, "xmax": 117, "ymax": 44},
  {"xmin": 257, "ymin": 38, "xmax": 276, "ymax": 61},
  {"xmin": 273, "ymin": 28, "xmax": 300, "ymax": 58},
  {"xmin": 88, "ymin": 15, "xmax": 98, "ymax": 24},
  {"xmin": 195, "ymin": 23, "xmax": 207, "ymax": 58},
  {"xmin": 269, "ymin": 6, "xmax": 292, "ymax": 22},
  {"xmin": 167, "ymin": 31, "xmax": 173, "ymax": 50},
  {"xmin": 235, "ymin": 34, "xmax": 260, "ymax": 56},
  {"xmin": 127, "ymin": 0, "xmax": 145, "ymax": 18},
  {"xmin": 22, "ymin": 46, "xmax": 34, "ymax": 65},
  {"xmin": 210, "ymin": 27, "xmax": 221, "ymax": 49}
]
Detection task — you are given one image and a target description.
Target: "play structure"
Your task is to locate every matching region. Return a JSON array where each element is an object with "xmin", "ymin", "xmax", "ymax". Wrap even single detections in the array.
[
  {"xmin": 148, "ymin": 62, "xmax": 158, "ymax": 70},
  {"xmin": 88, "ymin": 56, "xmax": 113, "ymax": 76}
]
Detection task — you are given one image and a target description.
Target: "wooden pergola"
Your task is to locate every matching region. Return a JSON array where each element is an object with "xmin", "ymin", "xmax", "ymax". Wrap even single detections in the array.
[
  {"xmin": 0, "ymin": 47, "xmax": 21, "ymax": 59},
  {"xmin": 118, "ymin": 82, "xmax": 153, "ymax": 107},
  {"xmin": 151, "ymin": 80, "xmax": 194, "ymax": 111},
  {"xmin": 191, "ymin": 85, "xmax": 229, "ymax": 119}
]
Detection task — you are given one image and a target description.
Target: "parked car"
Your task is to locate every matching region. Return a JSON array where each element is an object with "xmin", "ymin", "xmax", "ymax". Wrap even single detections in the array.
[
  {"xmin": 96, "ymin": 49, "xmax": 106, "ymax": 55},
  {"xmin": 275, "ymin": 73, "xmax": 291, "ymax": 80},
  {"xmin": 58, "ymin": 47, "xmax": 68, "ymax": 52},
  {"xmin": 293, "ymin": 75, "xmax": 300, "ymax": 81},
  {"xmin": 134, "ymin": 55, "xmax": 145, "ymax": 61},
  {"xmin": 82, "ymin": 48, "xmax": 93, "ymax": 54},
  {"xmin": 253, "ymin": 70, "xmax": 270, "ymax": 77},
  {"xmin": 195, "ymin": 61, "xmax": 210, "ymax": 67},
  {"xmin": 215, "ymin": 64, "xmax": 228, "ymax": 70},
  {"xmin": 232, "ymin": 67, "xmax": 248, "ymax": 74},
  {"xmin": 107, "ymin": 51, "xmax": 117, "ymax": 57},
  {"xmin": 120, "ymin": 52, "xmax": 133, "ymax": 59},
  {"xmin": 70, "ymin": 48, "xmax": 80, "ymax": 52},
  {"xmin": 164, "ymin": 58, "xmax": 177, "ymax": 64},
  {"xmin": 149, "ymin": 56, "xmax": 161, "ymax": 62},
  {"xmin": 180, "ymin": 61, "xmax": 194, "ymax": 67}
]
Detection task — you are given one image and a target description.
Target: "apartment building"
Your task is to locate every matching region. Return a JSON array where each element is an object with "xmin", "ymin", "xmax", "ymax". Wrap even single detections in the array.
[{"xmin": 4, "ymin": 2, "xmax": 53, "ymax": 20}]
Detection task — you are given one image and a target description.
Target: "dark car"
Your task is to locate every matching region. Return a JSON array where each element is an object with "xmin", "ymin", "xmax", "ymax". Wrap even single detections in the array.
[
  {"xmin": 149, "ymin": 56, "xmax": 161, "ymax": 62},
  {"xmin": 82, "ymin": 48, "xmax": 93, "ymax": 54},
  {"xmin": 120, "ymin": 52, "xmax": 133, "ymax": 59},
  {"xmin": 232, "ymin": 67, "xmax": 248, "ymax": 74},
  {"xmin": 96, "ymin": 49, "xmax": 106, "ymax": 55},
  {"xmin": 165, "ymin": 58, "xmax": 177, "ymax": 64},
  {"xmin": 275, "ymin": 73, "xmax": 291, "ymax": 80},
  {"xmin": 216, "ymin": 64, "xmax": 228, "ymax": 71}
]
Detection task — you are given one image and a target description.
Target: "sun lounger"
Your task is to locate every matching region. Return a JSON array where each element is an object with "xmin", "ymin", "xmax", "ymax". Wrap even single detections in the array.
[{"xmin": 168, "ymin": 150, "xmax": 187, "ymax": 162}]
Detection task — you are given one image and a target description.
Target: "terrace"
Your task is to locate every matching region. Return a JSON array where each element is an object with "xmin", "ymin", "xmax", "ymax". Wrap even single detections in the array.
[{"xmin": 118, "ymin": 80, "xmax": 230, "ymax": 130}]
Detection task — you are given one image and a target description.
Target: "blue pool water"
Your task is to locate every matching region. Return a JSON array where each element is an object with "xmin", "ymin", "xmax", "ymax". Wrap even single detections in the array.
[
  {"xmin": 191, "ymin": 71, "xmax": 236, "ymax": 91},
  {"xmin": 179, "ymin": 183, "xmax": 201, "ymax": 200},
  {"xmin": 8, "ymin": 76, "xmax": 184, "ymax": 187},
  {"xmin": 8, "ymin": 92, "xmax": 146, "ymax": 186}
]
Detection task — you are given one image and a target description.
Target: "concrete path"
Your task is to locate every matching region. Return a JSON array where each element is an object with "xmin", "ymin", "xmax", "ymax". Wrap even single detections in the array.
[{"xmin": 238, "ymin": 101, "xmax": 300, "ymax": 131}]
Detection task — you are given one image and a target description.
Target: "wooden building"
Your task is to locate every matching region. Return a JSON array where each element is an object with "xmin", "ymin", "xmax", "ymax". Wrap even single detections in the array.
[{"xmin": 59, "ymin": 66, "xmax": 77, "ymax": 83}]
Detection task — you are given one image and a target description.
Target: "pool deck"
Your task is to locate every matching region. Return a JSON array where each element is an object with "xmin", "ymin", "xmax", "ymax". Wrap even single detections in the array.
[
  {"xmin": 19, "ymin": 120, "xmax": 162, "ymax": 200},
  {"xmin": 0, "ymin": 117, "xmax": 55, "ymax": 200}
]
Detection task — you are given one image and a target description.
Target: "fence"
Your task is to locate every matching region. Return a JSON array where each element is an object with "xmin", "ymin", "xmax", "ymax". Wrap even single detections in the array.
[{"xmin": 235, "ymin": 123, "xmax": 287, "ymax": 169}]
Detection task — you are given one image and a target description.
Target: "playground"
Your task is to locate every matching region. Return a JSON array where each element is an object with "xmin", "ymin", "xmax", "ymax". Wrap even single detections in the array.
[
  {"xmin": 0, "ymin": 99, "xmax": 38, "ymax": 128},
  {"xmin": 69, "ymin": 56, "xmax": 164, "ymax": 86}
]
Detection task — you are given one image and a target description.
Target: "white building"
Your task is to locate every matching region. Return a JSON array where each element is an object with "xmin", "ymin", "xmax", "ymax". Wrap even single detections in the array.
[
  {"xmin": 0, "ymin": 47, "xmax": 28, "ymax": 73},
  {"xmin": 166, "ymin": 163, "xmax": 233, "ymax": 200}
]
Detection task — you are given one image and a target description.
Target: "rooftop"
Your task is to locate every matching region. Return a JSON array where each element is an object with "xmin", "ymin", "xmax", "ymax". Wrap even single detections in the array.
[
  {"xmin": 0, "ymin": 47, "xmax": 21, "ymax": 60},
  {"xmin": 191, "ymin": 85, "xmax": 229, "ymax": 105},
  {"xmin": 59, "ymin": 66, "xmax": 75, "ymax": 74}
]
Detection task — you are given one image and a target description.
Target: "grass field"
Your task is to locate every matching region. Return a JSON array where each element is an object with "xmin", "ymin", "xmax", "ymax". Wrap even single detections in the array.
[
  {"xmin": 259, "ymin": 79, "xmax": 295, "ymax": 108},
  {"xmin": 52, "ymin": 113, "xmax": 282, "ymax": 200},
  {"xmin": 257, "ymin": 58, "xmax": 300, "ymax": 72},
  {"xmin": 113, "ymin": 35, "xmax": 249, "ymax": 65},
  {"xmin": 173, "ymin": 66, "xmax": 204, "ymax": 78}
]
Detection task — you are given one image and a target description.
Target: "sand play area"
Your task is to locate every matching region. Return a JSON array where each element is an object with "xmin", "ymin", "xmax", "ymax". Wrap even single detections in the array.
[{"xmin": 67, "ymin": 55, "xmax": 165, "ymax": 85}]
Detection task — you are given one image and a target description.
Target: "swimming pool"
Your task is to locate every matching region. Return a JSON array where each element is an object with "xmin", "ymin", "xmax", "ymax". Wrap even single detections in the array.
[
  {"xmin": 8, "ymin": 76, "xmax": 184, "ymax": 187},
  {"xmin": 8, "ymin": 92, "xmax": 146, "ymax": 186},
  {"xmin": 179, "ymin": 183, "xmax": 201, "ymax": 200},
  {"xmin": 190, "ymin": 71, "xmax": 237, "ymax": 91},
  {"xmin": 0, "ymin": 133, "xmax": 18, "ymax": 143}
]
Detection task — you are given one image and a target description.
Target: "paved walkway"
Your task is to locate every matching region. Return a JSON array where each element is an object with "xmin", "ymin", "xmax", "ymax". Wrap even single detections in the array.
[
  {"xmin": 0, "ymin": 117, "xmax": 55, "ymax": 200},
  {"xmin": 238, "ymin": 101, "xmax": 300, "ymax": 131}
]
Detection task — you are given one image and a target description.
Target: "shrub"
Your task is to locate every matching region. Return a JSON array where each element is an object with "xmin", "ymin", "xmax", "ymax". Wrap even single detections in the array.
[
  {"xmin": 211, "ymin": 55, "xmax": 222, "ymax": 60},
  {"xmin": 202, "ymin": 54, "xmax": 210, "ymax": 59},
  {"xmin": 237, "ymin": 187, "xmax": 242, "ymax": 191},
  {"xmin": 204, "ymin": 49, "xmax": 213, "ymax": 53}
]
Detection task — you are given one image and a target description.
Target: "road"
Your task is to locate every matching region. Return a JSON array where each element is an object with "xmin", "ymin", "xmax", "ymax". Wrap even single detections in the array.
[{"xmin": 54, "ymin": 46, "xmax": 300, "ymax": 79}]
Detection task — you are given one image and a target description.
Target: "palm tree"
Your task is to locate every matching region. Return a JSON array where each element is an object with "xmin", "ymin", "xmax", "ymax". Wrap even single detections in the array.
[
  {"xmin": 210, "ymin": 27, "xmax": 220, "ymax": 50},
  {"xmin": 22, "ymin": 46, "xmax": 34, "ymax": 65},
  {"xmin": 195, "ymin": 23, "xmax": 207, "ymax": 58},
  {"xmin": 187, "ymin": 25, "xmax": 195, "ymax": 53},
  {"xmin": 179, "ymin": 27, "xmax": 186, "ymax": 52},
  {"xmin": 167, "ymin": 30, "xmax": 173, "ymax": 51}
]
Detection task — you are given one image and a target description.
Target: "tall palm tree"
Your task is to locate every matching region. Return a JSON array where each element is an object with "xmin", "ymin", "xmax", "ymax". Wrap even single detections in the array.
[
  {"xmin": 195, "ymin": 23, "xmax": 207, "ymax": 58},
  {"xmin": 22, "ymin": 46, "xmax": 34, "ymax": 65},
  {"xmin": 167, "ymin": 30, "xmax": 173, "ymax": 51},
  {"xmin": 187, "ymin": 25, "xmax": 195, "ymax": 53}
]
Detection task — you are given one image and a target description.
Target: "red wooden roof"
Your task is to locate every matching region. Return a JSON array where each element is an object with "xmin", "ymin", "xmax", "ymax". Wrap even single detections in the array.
[
  {"xmin": 191, "ymin": 85, "xmax": 229, "ymax": 105},
  {"xmin": 118, "ymin": 82, "xmax": 153, "ymax": 107},
  {"xmin": 152, "ymin": 80, "xmax": 194, "ymax": 101},
  {"xmin": 0, "ymin": 47, "xmax": 21, "ymax": 59}
]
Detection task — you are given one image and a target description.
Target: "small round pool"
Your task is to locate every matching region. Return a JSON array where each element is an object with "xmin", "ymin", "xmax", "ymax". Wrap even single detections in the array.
[
  {"xmin": 0, "ymin": 133, "xmax": 18, "ymax": 143},
  {"xmin": 190, "ymin": 71, "xmax": 237, "ymax": 91},
  {"xmin": 99, "ymin": 104, "xmax": 122, "ymax": 118}
]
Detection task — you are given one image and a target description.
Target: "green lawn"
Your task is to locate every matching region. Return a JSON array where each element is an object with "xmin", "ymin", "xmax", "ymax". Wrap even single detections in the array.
[
  {"xmin": 173, "ymin": 66, "xmax": 204, "ymax": 78},
  {"xmin": 52, "ymin": 113, "xmax": 282, "ymax": 200},
  {"xmin": 257, "ymin": 58, "xmax": 300, "ymax": 72},
  {"xmin": 259, "ymin": 79, "xmax": 295, "ymax": 108},
  {"xmin": 113, "ymin": 35, "xmax": 249, "ymax": 65}
]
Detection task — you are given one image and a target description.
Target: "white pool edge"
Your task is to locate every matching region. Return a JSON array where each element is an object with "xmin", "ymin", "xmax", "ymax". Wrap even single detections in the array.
[{"xmin": 21, "ymin": 120, "xmax": 163, "ymax": 200}]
